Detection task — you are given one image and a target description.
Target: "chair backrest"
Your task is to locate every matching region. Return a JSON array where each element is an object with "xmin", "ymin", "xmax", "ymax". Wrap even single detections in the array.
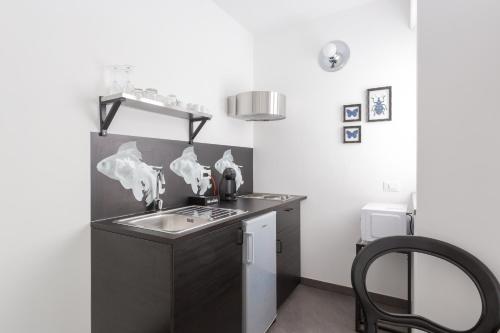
[{"xmin": 351, "ymin": 236, "xmax": 500, "ymax": 333}]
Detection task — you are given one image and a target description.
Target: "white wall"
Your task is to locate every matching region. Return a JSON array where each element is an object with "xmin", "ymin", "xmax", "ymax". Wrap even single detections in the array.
[
  {"xmin": 253, "ymin": 0, "xmax": 416, "ymax": 298},
  {"xmin": 0, "ymin": 1, "xmax": 253, "ymax": 332},
  {"xmin": 416, "ymin": 0, "xmax": 500, "ymax": 330}
]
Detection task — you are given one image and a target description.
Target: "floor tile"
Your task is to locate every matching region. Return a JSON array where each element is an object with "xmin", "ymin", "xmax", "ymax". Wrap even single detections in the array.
[{"xmin": 268, "ymin": 285, "xmax": 356, "ymax": 333}]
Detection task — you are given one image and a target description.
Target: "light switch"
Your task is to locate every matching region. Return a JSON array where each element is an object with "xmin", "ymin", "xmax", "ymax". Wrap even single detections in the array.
[{"xmin": 383, "ymin": 181, "xmax": 400, "ymax": 192}]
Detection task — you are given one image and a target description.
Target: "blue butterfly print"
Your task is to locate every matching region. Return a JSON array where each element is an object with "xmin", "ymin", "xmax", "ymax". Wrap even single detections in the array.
[
  {"xmin": 346, "ymin": 130, "xmax": 359, "ymax": 139},
  {"xmin": 346, "ymin": 109, "xmax": 359, "ymax": 118}
]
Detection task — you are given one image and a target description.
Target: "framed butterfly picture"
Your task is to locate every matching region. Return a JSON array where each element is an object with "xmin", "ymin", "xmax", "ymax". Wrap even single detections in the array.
[
  {"xmin": 343, "ymin": 125, "xmax": 361, "ymax": 143},
  {"xmin": 343, "ymin": 104, "xmax": 361, "ymax": 122},
  {"xmin": 367, "ymin": 86, "xmax": 392, "ymax": 122}
]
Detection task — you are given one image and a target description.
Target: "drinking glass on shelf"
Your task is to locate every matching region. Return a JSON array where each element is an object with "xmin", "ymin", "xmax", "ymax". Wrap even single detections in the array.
[
  {"xmin": 176, "ymin": 99, "xmax": 185, "ymax": 108},
  {"xmin": 157, "ymin": 94, "xmax": 167, "ymax": 105},
  {"xmin": 108, "ymin": 65, "xmax": 134, "ymax": 95},
  {"xmin": 166, "ymin": 94, "xmax": 177, "ymax": 106},
  {"xmin": 144, "ymin": 88, "xmax": 158, "ymax": 100},
  {"xmin": 132, "ymin": 88, "xmax": 144, "ymax": 99}
]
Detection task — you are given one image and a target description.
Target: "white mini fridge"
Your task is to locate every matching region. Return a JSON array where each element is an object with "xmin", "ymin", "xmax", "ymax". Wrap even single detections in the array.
[{"xmin": 243, "ymin": 211, "xmax": 277, "ymax": 333}]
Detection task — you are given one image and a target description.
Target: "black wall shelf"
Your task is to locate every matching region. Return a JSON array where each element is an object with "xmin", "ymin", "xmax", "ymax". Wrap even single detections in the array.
[{"xmin": 99, "ymin": 93, "xmax": 212, "ymax": 144}]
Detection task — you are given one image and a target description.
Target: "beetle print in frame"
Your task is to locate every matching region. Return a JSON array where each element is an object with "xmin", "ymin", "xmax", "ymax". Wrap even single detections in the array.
[
  {"xmin": 343, "ymin": 104, "xmax": 361, "ymax": 122},
  {"xmin": 343, "ymin": 125, "xmax": 361, "ymax": 143},
  {"xmin": 367, "ymin": 86, "xmax": 392, "ymax": 122}
]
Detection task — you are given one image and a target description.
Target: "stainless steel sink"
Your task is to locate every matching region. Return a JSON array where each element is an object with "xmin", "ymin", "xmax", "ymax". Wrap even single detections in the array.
[
  {"xmin": 114, "ymin": 206, "xmax": 246, "ymax": 234},
  {"xmin": 239, "ymin": 193, "xmax": 294, "ymax": 201}
]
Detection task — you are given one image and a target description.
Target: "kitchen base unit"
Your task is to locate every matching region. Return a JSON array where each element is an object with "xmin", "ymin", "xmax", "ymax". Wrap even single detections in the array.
[
  {"xmin": 91, "ymin": 222, "xmax": 243, "ymax": 333},
  {"xmin": 91, "ymin": 195, "xmax": 306, "ymax": 333},
  {"xmin": 276, "ymin": 201, "xmax": 301, "ymax": 308}
]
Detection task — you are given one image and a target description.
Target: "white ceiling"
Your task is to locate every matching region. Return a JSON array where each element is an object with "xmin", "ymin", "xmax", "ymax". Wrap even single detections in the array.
[{"xmin": 213, "ymin": 0, "xmax": 378, "ymax": 33}]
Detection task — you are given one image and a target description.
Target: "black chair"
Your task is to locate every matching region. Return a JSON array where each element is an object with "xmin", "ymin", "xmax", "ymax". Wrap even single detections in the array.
[{"xmin": 351, "ymin": 236, "xmax": 500, "ymax": 333}]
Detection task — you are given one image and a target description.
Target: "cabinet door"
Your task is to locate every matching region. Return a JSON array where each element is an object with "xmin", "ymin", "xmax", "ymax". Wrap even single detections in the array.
[
  {"xmin": 276, "ymin": 201, "xmax": 301, "ymax": 308},
  {"xmin": 173, "ymin": 222, "xmax": 243, "ymax": 333},
  {"xmin": 91, "ymin": 229, "xmax": 173, "ymax": 333}
]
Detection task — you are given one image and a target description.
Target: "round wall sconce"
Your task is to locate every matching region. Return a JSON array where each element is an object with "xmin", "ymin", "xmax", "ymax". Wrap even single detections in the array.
[{"xmin": 318, "ymin": 40, "xmax": 350, "ymax": 72}]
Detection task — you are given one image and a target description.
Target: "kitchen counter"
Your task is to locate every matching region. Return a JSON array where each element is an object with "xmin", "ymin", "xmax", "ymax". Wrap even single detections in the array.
[
  {"xmin": 92, "ymin": 194, "xmax": 306, "ymax": 332},
  {"xmin": 91, "ymin": 195, "xmax": 307, "ymax": 244}
]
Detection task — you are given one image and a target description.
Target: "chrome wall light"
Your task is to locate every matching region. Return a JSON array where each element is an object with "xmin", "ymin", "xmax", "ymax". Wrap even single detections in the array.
[{"xmin": 318, "ymin": 40, "xmax": 350, "ymax": 72}]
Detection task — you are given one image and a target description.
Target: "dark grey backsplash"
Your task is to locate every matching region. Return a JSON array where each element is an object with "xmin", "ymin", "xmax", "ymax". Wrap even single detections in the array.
[{"xmin": 91, "ymin": 133, "xmax": 253, "ymax": 221}]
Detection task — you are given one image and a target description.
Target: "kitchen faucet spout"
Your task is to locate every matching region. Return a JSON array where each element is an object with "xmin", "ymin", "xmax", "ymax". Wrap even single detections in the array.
[{"xmin": 152, "ymin": 166, "xmax": 166, "ymax": 211}]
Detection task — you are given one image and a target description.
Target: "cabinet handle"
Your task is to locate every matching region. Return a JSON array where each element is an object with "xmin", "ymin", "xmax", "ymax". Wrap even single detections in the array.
[
  {"xmin": 277, "ymin": 240, "xmax": 283, "ymax": 254},
  {"xmin": 284, "ymin": 208, "xmax": 294, "ymax": 212},
  {"xmin": 244, "ymin": 232, "xmax": 254, "ymax": 264},
  {"xmin": 237, "ymin": 228, "xmax": 243, "ymax": 245}
]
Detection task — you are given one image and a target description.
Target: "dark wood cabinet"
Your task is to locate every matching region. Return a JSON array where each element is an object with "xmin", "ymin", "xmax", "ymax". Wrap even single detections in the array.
[
  {"xmin": 173, "ymin": 222, "xmax": 243, "ymax": 333},
  {"xmin": 92, "ymin": 199, "xmax": 305, "ymax": 332},
  {"xmin": 92, "ymin": 222, "xmax": 243, "ymax": 333},
  {"xmin": 92, "ymin": 230, "xmax": 173, "ymax": 333},
  {"xmin": 276, "ymin": 201, "xmax": 301, "ymax": 308}
]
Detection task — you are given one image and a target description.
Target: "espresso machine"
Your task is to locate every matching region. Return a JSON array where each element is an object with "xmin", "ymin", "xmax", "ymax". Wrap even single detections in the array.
[{"xmin": 219, "ymin": 168, "xmax": 238, "ymax": 201}]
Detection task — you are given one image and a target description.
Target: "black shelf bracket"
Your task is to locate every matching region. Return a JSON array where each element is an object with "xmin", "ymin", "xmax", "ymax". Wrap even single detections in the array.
[
  {"xmin": 189, "ymin": 116, "xmax": 209, "ymax": 144},
  {"xmin": 99, "ymin": 96, "xmax": 125, "ymax": 136}
]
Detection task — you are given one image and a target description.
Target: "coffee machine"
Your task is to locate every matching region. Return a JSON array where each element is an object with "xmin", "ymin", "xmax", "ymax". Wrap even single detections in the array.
[{"xmin": 219, "ymin": 168, "xmax": 237, "ymax": 201}]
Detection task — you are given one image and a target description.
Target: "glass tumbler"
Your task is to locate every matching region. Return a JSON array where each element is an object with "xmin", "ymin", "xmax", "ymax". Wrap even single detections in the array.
[
  {"xmin": 108, "ymin": 65, "xmax": 134, "ymax": 95},
  {"xmin": 144, "ymin": 88, "xmax": 158, "ymax": 100}
]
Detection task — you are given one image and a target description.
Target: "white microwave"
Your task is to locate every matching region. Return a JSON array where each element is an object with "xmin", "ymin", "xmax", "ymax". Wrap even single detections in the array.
[{"xmin": 360, "ymin": 203, "xmax": 411, "ymax": 242}]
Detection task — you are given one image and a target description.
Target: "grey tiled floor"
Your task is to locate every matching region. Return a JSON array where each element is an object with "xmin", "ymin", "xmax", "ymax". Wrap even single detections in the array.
[{"xmin": 268, "ymin": 284, "xmax": 356, "ymax": 333}]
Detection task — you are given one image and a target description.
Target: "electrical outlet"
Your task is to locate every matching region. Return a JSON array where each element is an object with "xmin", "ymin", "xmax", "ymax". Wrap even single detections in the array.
[{"xmin": 383, "ymin": 181, "xmax": 400, "ymax": 192}]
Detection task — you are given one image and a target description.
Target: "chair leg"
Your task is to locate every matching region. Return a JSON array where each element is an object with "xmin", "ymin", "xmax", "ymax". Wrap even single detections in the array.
[{"xmin": 364, "ymin": 318, "xmax": 378, "ymax": 333}]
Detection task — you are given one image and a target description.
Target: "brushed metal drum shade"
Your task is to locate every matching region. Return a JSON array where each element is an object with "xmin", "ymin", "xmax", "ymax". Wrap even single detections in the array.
[{"xmin": 228, "ymin": 91, "xmax": 286, "ymax": 121}]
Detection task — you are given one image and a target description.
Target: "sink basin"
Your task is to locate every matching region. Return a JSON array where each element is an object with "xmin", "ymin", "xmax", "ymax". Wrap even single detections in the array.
[
  {"xmin": 115, "ymin": 206, "xmax": 246, "ymax": 234},
  {"xmin": 118, "ymin": 214, "xmax": 211, "ymax": 233},
  {"xmin": 239, "ymin": 193, "xmax": 294, "ymax": 201}
]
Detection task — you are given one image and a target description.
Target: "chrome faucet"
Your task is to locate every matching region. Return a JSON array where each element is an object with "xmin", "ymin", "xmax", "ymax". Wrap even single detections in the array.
[{"xmin": 152, "ymin": 166, "xmax": 166, "ymax": 211}]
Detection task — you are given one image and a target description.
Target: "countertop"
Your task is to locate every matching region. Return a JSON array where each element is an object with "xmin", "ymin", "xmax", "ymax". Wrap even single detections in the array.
[{"xmin": 91, "ymin": 195, "xmax": 307, "ymax": 245}]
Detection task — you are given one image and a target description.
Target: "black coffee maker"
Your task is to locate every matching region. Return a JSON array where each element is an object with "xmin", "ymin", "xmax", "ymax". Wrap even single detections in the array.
[{"xmin": 219, "ymin": 168, "xmax": 237, "ymax": 201}]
